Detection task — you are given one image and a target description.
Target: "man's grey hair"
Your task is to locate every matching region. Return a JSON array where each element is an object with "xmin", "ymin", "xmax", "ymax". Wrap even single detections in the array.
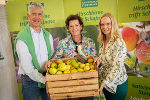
[{"xmin": 28, "ymin": 2, "xmax": 44, "ymax": 14}]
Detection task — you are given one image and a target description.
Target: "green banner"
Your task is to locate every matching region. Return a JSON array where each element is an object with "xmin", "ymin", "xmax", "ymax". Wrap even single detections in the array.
[
  {"xmin": 6, "ymin": 0, "xmax": 118, "ymax": 31},
  {"xmin": 63, "ymin": 0, "xmax": 117, "ymax": 26},
  {"xmin": 118, "ymin": 0, "xmax": 150, "ymax": 23},
  {"xmin": 118, "ymin": 0, "xmax": 150, "ymax": 97},
  {"xmin": 6, "ymin": 0, "xmax": 65, "ymax": 32},
  {"xmin": 126, "ymin": 76, "xmax": 150, "ymax": 99}
]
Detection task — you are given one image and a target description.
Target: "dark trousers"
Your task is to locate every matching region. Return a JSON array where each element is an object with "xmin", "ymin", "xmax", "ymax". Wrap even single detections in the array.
[
  {"xmin": 103, "ymin": 79, "xmax": 128, "ymax": 100},
  {"xmin": 21, "ymin": 76, "xmax": 50, "ymax": 100}
]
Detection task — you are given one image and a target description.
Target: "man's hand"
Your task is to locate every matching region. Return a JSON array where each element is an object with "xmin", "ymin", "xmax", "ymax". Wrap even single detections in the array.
[{"xmin": 45, "ymin": 61, "xmax": 52, "ymax": 70}]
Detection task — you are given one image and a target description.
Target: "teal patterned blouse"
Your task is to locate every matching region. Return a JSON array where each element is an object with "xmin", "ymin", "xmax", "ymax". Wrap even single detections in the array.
[
  {"xmin": 54, "ymin": 35, "xmax": 96, "ymax": 58},
  {"xmin": 98, "ymin": 38, "xmax": 128, "ymax": 93}
]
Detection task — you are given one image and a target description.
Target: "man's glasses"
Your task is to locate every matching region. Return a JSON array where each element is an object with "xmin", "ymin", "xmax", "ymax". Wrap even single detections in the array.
[{"xmin": 99, "ymin": 22, "xmax": 112, "ymax": 27}]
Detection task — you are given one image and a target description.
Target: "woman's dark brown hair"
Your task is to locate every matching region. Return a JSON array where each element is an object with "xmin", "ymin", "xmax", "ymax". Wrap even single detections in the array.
[{"xmin": 65, "ymin": 14, "xmax": 84, "ymax": 31}]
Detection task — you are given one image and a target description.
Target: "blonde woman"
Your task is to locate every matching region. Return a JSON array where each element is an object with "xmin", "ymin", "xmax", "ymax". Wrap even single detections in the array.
[{"xmin": 94, "ymin": 13, "xmax": 128, "ymax": 100}]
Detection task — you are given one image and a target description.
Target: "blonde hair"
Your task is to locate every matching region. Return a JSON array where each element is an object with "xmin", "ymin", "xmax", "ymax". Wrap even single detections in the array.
[
  {"xmin": 97, "ymin": 13, "xmax": 121, "ymax": 43},
  {"xmin": 28, "ymin": 2, "xmax": 44, "ymax": 15}
]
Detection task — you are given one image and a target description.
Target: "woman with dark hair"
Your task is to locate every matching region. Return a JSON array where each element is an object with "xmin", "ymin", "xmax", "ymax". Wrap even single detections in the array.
[
  {"xmin": 54, "ymin": 14, "xmax": 96, "ymax": 59},
  {"xmin": 52, "ymin": 14, "xmax": 96, "ymax": 100}
]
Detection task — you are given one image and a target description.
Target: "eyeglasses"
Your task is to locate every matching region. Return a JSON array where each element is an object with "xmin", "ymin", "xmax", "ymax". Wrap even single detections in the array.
[{"xmin": 99, "ymin": 22, "xmax": 112, "ymax": 27}]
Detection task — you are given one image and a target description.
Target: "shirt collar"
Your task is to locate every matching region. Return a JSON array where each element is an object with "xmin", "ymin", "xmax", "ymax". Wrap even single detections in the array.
[
  {"xmin": 30, "ymin": 27, "xmax": 43, "ymax": 35},
  {"xmin": 70, "ymin": 35, "xmax": 83, "ymax": 46}
]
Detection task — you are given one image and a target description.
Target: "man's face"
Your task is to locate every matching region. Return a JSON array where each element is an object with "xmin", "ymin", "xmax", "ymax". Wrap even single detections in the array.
[{"xmin": 27, "ymin": 8, "xmax": 44, "ymax": 28}]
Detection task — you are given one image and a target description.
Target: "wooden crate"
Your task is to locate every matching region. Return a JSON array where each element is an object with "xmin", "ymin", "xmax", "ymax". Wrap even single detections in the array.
[{"xmin": 46, "ymin": 71, "xmax": 99, "ymax": 99}]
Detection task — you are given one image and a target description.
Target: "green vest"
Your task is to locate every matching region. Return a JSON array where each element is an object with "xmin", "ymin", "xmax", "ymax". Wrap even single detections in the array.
[{"xmin": 14, "ymin": 24, "xmax": 51, "ymax": 88}]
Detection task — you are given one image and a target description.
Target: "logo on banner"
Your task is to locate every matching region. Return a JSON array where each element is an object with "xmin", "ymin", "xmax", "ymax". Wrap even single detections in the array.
[{"xmin": 81, "ymin": 0, "xmax": 98, "ymax": 8}]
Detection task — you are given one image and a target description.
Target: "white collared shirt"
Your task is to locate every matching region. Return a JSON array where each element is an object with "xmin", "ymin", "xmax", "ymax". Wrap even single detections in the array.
[{"xmin": 16, "ymin": 27, "xmax": 54, "ymax": 84}]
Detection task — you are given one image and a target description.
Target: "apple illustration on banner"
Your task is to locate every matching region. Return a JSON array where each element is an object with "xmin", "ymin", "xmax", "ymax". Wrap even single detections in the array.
[
  {"xmin": 136, "ymin": 41, "xmax": 150, "ymax": 64},
  {"xmin": 121, "ymin": 27, "xmax": 139, "ymax": 52}
]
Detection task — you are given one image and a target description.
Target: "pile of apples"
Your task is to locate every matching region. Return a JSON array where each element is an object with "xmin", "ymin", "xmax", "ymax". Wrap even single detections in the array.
[{"xmin": 48, "ymin": 57, "xmax": 96, "ymax": 75}]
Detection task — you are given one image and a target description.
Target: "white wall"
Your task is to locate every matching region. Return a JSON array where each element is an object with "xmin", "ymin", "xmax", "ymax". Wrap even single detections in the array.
[{"xmin": 0, "ymin": 1, "xmax": 19, "ymax": 100}]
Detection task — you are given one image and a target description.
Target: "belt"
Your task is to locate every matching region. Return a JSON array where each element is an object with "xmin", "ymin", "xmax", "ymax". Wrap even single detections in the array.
[
  {"xmin": 22, "ymin": 74, "xmax": 29, "ymax": 77},
  {"xmin": 22, "ymin": 72, "xmax": 46, "ymax": 77}
]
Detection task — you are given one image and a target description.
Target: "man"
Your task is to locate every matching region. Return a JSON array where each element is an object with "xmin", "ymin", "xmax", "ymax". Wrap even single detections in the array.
[{"xmin": 14, "ymin": 2, "xmax": 54, "ymax": 100}]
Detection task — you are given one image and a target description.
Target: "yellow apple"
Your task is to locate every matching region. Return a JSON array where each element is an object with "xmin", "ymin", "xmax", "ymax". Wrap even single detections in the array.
[
  {"xmin": 50, "ymin": 62, "xmax": 57, "ymax": 68},
  {"xmin": 85, "ymin": 63, "xmax": 90, "ymax": 66},
  {"xmin": 49, "ymin": 68, "xmax": 57, "ymax": 75},
  {"xmin": 56, "ymin": 71, "xmax": 63, "ymax": 74},
  {"xmin": 88, "ymin": 58, "xmax": 94, "ymax": 63},
  {"xmin": 64, "ymin": 69, "xmax": 71, "ymax": 74},
  {"xmin": 65, "ymin": 60, "xmax": 71, "ymax": 65},
  {"xmin": 71, "ymin": 69, "xmax": 78, "ymax": 73},
  {"xmin": 79, "ymin": 63, "xmax": 85, "ymax": 69},
  {"xmin": 58, "ymin": 63, "xmax": 67, "ymax": 71},
  {"xmin": 84, "ymin": 66, "xmax": 90, "ymax": 71},
  {"xmin": 78, "ymin": 68, "xmax": 84, "ymax": 72},
  {"xmin": 71, "ymin": 61, "xmax": 79, "ymax": 69},
  {"xmin": 90, "ymin": 64, "xmax": 95, "ymax": 70},
  {"xmin": 66, "ymin": 65, "xmax": 71, "ymax": 70},
  {"xmin": 55, "ymin": 59, "xmax": 63, "ymax": 64}
]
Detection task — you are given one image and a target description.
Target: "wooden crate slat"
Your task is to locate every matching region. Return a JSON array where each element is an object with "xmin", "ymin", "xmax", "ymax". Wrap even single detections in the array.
[
  {"xmin": 47, "ymin": 78, "xmax": 98, "ymax": 88},
  {"xmin": 49, "ymin": 84, "xmax": 99, "ymax": 94},
  {"xmin": 50, "ymin": 90, "xmax": 99, "ymax": 99},
  {"xmin": 46, "ymin": 71, "xmax": 98, "ymax": 81}
]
